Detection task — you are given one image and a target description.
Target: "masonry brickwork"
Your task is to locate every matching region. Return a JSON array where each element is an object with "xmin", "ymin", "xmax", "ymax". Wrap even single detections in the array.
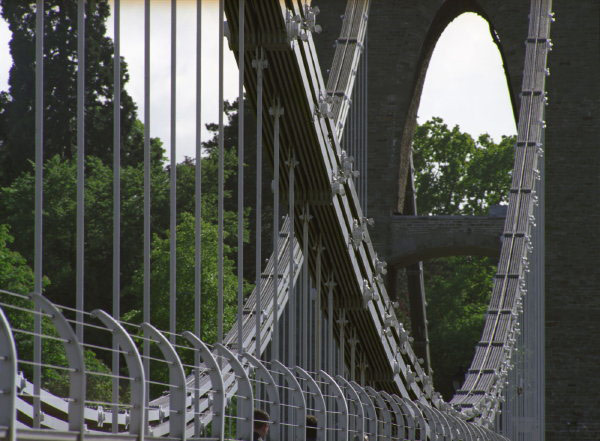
[
  {"xmin": 314, "ymin": 1, "xmax": 599, "ymax": 439},
  {"xmin": 387, "ymin": 215, "xmax": 504, "ymax": 267}
]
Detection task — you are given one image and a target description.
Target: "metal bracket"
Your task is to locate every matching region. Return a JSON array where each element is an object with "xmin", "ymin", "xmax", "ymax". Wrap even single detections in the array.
[
  {"xmin": 141, "ymin": 323, "xmax": 186, "ymax": 441},
  {"xmin": 272, "ymin": 361, "xmax": 306, "ymax": 441},
  {"xmin": 339, "ymin": 151, "xmax": 360, "ymax": 181},
  {"xmin": 184, "ymin": 332, "xmax": 225, "ymax": 441},
  {"xmin": 331, "ymin": 175, "xmax": 346, "ymax": 196},
  {"xmin": 244, "ymin": 352, "xmax": 280, "ymax": 441},
  {"xmin": 302, "ymin": 5, "xmax": 322, "ymax": 34},
  {"xmin": 373, "ymin": 256, "xmax": 388, "ymax": 284},
  {"xmin": 350, "ymin": 217, "xmax": 373, "ymax": 249},
  {"xmin": 362, "ymin": 279, "xmax": 379, "ymax": 307},
  {"xmin": 285, "ymin": 6, "xmax": 321, "ymax": 43},
  {"xmin": 0, "ymin": 307, "xmax": 16, "ymax": 441},
  {"xmin": 92, "ymin": 310, "xmax": 145, "ymax": 440},
  {"xmin": 318, "ymin": 371, "xmax": 348, "ymax": 441},
  {"xmin": 30, "ymin": 294, "xmax": 86, "ymax": 434},
  {"xmin": 317, "ymin": 94, "xmax": 335, "ymax": 119},
  {"xmin": 335, "ymin": 376, "xmax": 364, "ymax": 441},
  {"xmin": 295, "ymin": 367, "xmax": 326, "ymax": 441}
]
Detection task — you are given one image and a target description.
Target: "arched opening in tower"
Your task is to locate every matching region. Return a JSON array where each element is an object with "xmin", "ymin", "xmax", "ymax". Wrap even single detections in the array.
[{"xmin": 395, "ymin": 12, "xmax": 517, "ymax": 401}]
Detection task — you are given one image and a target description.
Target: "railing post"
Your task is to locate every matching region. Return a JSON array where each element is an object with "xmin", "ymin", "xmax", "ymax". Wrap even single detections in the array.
[
  {"xmin": 272, "ymin": 361, "xmax": 306, "ymax": 441},
  {"xmin": 400, "ymin": 398, "xmax": 429, "ymax": 441},
  {"xmin": 417, "ymin": 403, "xmax": 443, "ymax": 441},
  {"xmin": 0, "ymin": 307, "xmax": 17, "ymax": 441},
  {"xmin": 429, "ymin": 407, "xmax": 453, "ymax": 441},
  {"xmin": 30, "ymin": 294, "xmax": 86, "ymax": 435},
  {"xmin": 350, "ymin": 381, "xmax": 377, "ymax": 441},
  {"xmin": 336, "ymin": 376, "xmax": 364, "ymax": 441},
  {"xmin": 244, "ymin": 352, "xmax": 280, "ymax": 441},
  {"xmin": 295, "ymin": 367, "xmax": 327, "ymax": 441},
  {"xmin": 379, "ymin": 391, "xmax": 405, "ymax": 441},
  {"xmin": 391, "ymin": 394, "xmax": 416, "ymax": 441},
  {"xmin": 365, "ymin": 387, "xmax": 391, "ymax": 441},
  {"xmin": 215, "ymin": 344, "xmax": 253, "ymax": 441},
  {"xmin": 141, "ymin": 323, "xmax": 186, "ymax": 441},
  {"xmin": 318, "ymin": 371, "xmax": 348, "ymax": 441},
  {"xmin": 92, "ymin": 310, "xmax": 145, "ymax": 440},
  {"xmin": 448, "ymin": 414, "xmax": 473, "ymax": 441},
  {"xmin": 183, "ymin": 332, "xmax": 225, "ymax": 441}
]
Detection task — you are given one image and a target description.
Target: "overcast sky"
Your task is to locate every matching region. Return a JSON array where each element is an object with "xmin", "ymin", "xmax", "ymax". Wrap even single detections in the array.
[{"xmin": 0, "ymin": 5, "xmax": 516, "ymax": 163}]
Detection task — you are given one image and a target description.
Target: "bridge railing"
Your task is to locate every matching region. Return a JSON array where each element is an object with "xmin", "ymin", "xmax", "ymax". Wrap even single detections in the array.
[{"xmin": 0, "ymin": 293, "xmax": 505, "ymax": 441}]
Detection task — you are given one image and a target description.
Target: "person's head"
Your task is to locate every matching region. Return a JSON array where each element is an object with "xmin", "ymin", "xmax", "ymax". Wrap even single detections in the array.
[
  {"xmin": 254, "ymin": 409, "xmax": 270, "ymax": 438},
  {"xmin": 306, "ymin": 415, "xmax": 317, "ymax": 441}
]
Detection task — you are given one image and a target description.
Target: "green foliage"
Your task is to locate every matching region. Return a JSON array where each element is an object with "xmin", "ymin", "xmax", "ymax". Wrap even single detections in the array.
[
  {"xmin": 125, "ymin": 211, "xmax": 246, "ymax": 344},
  {"xmin": 413, "ymin": 117, "xmax": 515, "ymax": 215},
  {"xmin": 0, "ymin": 224, "xmax": 36, "ymax": 293},
  {"xmin": 0, "ymin": 224, "xmax": 111, "ymax": 401},
  {"xmin": 412, "ymin": 117, "xmax": 515, "ymax": 399},
  {"xmin": 0, "ymin": 154, "xmax": 165, "ymax": 317},
  {"xmin": 0, "ymin": 0, "xmax": 151, "ymax": 185},
  {"xmin": 422, "ymin": 255, "xmax": 496, "ymax": 399}
]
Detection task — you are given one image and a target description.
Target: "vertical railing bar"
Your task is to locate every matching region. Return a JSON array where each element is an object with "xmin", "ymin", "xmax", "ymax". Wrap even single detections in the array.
[
  {"xmin": 253, "ymin": 48, "xmax": 267, "ymax": 359},
  {"xmin": 194, "ymin": 0, "xmax": 202, "ymax": 436},
  {"xmin": 31, "ymin": 294, "xmax": 86, "ymax": 432},
  {"xmin": 252, "ymin": 48, "xmax": 267, "ymax": 360},
  {"xmin": 76, "ymin": 0, "xmax": 85, "ymax": 344},
  {"xmin": 217, "ymin": 0, "xmax": 225, "ymax": 346},
  {"xmin": 364, "ymin": 33, "xmax": 368, "ymax": 215},
  {"xmin": 338, "ymin": 310, "xmax": 347, "ymax": 376},
  {"xmin": 141, "ymin": 324, "xmax": 187, "ymax": 440},
  {"xmin": 112, "ymin": 0, "xmax": 121, "ymax": 432},
  {"xmin": 237, "ymin": 0, "xmax": 245, "ymax": 354},
  {"xmin": 326, "ymin": 276, "xmax": 335, "ymax": 373},
  {"xmin": 314, "ymin": 242, "xmax": 322, "ymax": 371},
  {"xmin": 270, "ymin": 100, "xmax": 283, "ymax": 360},
  {"xmin": 350, "ymin": 331, "xmax": 357, "ymax": 381},
  {"xmin": 169, "ymin": 0, "xmax": 177, "ymax": 344},
  {"xmin": 143, "ymin": 0, "xmax": 151, "ymax": 429},
  {"xmin": 288, "ymin": 157, "xmax": 296, "ymax": 367},
  {"xmin": 33, "ymin": 0, "xmax": 44, "ymax": 429},
  {"xmin": 301, "ymin": 205, "xmax": 310, "ymax": 368}
]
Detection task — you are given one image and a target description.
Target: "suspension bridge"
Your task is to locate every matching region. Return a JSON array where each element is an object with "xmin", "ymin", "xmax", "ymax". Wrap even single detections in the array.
[{"xmin": 0, "ymin": 0, "xmax": 598, "ymax": 440}]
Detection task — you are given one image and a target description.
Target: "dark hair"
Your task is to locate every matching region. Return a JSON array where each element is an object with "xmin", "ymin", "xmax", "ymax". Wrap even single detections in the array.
[
  {"xmin": 306, "ymin": 414, "xmax": 317, "ymax": 441},
  {"xmin": 254, "ymin": 409, "xmax": 270, "ymax": 430}
]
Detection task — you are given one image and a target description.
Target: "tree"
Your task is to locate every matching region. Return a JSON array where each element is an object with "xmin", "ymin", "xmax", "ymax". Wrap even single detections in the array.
[
  {"xmin": 0, "ymin": 0, "xmax": 150, "ymax": 185},
  {"xmin": 0, "ymin": 154, "xmax": 168, "ymax": 316},
  {"xmin": 411, "ymin": 117, "xmax": 515, "ymax": 399},
  {"xmin": 413, "ymin": 117, "xmax": 515, "ymax": 215},
  {"xmin": 0, "ymin": 223, "xmax": 112, "ymax": 401}
]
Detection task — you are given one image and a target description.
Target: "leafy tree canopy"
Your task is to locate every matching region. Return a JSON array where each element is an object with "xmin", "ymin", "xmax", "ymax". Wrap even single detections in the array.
[
  {"xmin": 0, "ymin": 0, "xmax": 150, "ymax": 185},
  {"xmin": 412, "ymin": 117, "xmax": 515, "ymax": 400},
  {"xmin": 413, "ymin": 116, "xmax": 515, "ymax": 216}
]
